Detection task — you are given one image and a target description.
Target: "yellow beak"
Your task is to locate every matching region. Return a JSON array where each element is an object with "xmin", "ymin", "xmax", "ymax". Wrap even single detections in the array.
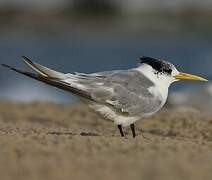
[{"xmin": 174, "ymin": 72, "xmax": 208, "ymax": 82}]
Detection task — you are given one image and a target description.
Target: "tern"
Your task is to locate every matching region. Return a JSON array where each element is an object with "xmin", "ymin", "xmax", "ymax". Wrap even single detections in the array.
[{"xmin": 2, "ymin": 56, "xmax": 207, "ymax": 138}]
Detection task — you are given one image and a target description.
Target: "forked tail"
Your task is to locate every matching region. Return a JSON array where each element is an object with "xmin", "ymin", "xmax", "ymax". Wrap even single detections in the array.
[{"xmin": 1, "ymin": 56, "xmax": 91, "ymax": 99}]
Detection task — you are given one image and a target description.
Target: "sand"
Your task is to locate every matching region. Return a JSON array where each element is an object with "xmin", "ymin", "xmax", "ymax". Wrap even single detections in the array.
[{"xmin": 0, "ymin": 102, "xmax": 212, "ymax": 180}]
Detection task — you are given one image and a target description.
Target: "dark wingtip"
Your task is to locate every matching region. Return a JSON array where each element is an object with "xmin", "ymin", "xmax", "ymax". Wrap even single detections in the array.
[
  {"xmin": 21, "ymin": 56, "xmax": 34, "ymax": 65},
  {"xmin": 21, "ymin": 55, "xmax": 27, "ymax": 59},
  {"xmin": 21, "ymin": 56, "xmax": 30, "ymax": 61},
  {"xmin": 1, "ymin": 64, "xmax": 20, "ymax": 72},
  {"xmin": 1, "ymin": 64, "xmax": 11, "ymax": 68}
]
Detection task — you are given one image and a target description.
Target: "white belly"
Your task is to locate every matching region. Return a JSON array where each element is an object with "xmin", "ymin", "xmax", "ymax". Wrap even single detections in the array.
[{"xmin": 86, "ymin": 101, "xmax": 140, "ymax": 127}]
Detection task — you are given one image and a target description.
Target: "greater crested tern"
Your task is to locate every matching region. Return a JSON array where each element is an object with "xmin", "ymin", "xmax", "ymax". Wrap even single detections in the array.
[{"xmin": 2, "ymin": 56, "xmax": 207, "ymax": 138}]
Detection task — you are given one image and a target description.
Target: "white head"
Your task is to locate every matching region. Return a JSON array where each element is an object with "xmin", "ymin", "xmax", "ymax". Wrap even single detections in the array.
[{"xmin": 138, "ymin": 56, "xmax": 207, "ymax": 88}]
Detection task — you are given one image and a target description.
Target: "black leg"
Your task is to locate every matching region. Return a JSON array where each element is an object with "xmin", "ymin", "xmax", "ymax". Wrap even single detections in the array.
[
  {"xmin": 130, "ymin": 124, "xmax": 136, "ymax": 138},
  {"xmin": 117, "ymin": 125, "xmax": 124, "ymax": 137}
]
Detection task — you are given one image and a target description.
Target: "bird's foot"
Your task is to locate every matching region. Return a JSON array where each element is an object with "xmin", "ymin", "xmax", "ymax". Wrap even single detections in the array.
[
  {"xmin": 117, "ymin": 125, "xmax": 125, "ymax": 137},
  {"xmin": 130, "ymin": 123, "xmax": 136, "ymax": 138}
]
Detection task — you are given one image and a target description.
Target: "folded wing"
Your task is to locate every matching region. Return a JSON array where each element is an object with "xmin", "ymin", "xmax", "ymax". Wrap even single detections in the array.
[
  {"xmin": 2, "ymin": 57, "xmax": 161, "ymax": 116},
  {"xmin": 66, "ymin": 69, "xmax": 160, "ymax": 116}
]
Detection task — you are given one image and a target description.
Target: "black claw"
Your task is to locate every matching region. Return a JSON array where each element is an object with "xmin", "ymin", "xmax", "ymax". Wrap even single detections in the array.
[
  {"xmin": 117, "ymin": 125, "xmax": 124, "ymax": 137},
  {"xmin": 130, "ymin": 124, "xmax": 136, "ymax": 138}
]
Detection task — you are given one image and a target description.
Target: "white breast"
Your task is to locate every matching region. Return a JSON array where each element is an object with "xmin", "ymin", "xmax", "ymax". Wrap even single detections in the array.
[
  {"xmin": 147, "ymin": 85, "xmax": 169, "ymax": 115},
  {"xmin": 136, "ymin": 64, "xmax": 172, "ymax": 105}
]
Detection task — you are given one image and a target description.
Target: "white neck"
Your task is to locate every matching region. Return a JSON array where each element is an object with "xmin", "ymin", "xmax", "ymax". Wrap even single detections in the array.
[
  {"xmin": 135, "ymin": 64, "xmax": 177, "ymax": 105},
  {"xmin": 135, "ymin": 64, "xmax": 173, "ymax": 89},
  {"xmin": 135, "ymin": 63, "xmax": 180, "ymax": 111}
]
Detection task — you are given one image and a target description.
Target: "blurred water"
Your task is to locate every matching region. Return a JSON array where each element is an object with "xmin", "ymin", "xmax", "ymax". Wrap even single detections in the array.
[{"xmin": 0, "ymin": 35, "xmax": 212, "ymax": 103}]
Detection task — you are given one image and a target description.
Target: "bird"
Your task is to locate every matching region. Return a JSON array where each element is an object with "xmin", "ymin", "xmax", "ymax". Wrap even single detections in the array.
[{"xmin": 2, "ymin": 56, "xmax": 208, "ymax": 138}]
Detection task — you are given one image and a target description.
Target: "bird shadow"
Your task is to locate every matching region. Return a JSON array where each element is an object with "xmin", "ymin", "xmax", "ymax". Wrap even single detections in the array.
[
  {"xmin": 139, "ymin": 128, "xmax": 178, "ymax": 138},
  {"xmin": 46, "ymin": 129, "xmax": 177, "ymax": 139},
  {"xmin": 47, "ymin": 131, "xmax": 100, "ymax": 137}
]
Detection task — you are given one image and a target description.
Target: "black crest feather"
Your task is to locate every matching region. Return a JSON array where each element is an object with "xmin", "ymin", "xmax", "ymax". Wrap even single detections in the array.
[{"xmin": 140, "ymin": 56, "xmax": 173, "ymax": 75}]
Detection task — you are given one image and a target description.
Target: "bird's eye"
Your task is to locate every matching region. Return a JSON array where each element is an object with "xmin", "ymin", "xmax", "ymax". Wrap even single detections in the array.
[{"xmin": 164, "ymin": 68, "xmax": 172, "ymax": 74}]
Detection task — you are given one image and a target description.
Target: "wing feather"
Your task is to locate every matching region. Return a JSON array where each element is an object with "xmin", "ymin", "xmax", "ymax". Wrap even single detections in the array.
[
  {"xmin": 71, "ymin": 70, "xmax": 161, "ymax": 116},
  {"xmin": 3, "ymin": 58, "xmax": 162, "ymax": 116}
]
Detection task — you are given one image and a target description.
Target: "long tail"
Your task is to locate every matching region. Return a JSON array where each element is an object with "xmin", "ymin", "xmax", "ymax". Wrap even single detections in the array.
[
  {"xmin": 21, "ymin": 56, "xmax": 66, "ymax": 79},
  {"xmin": 1, "ymin": 57, "xmax": 91, "ymax": 100}
]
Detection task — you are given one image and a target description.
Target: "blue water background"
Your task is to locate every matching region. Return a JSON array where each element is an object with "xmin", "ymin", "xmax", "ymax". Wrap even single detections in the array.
[{"xmin": 1, "ymin": 35, "xmax": 212, "ymax": 103}]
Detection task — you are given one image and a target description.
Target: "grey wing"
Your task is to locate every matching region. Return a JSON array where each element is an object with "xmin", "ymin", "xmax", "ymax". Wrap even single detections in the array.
[
  {"xmin": 66, "ymin": 70, "xmax": 162, "ymax": 116},
  {"xmin": 3, "ymin": 56, "xmax": 161, "ymax": 115}
]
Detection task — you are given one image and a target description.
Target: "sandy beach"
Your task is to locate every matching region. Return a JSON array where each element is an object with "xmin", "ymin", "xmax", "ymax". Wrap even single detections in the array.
[{"xmin": 0, "ymin": 102, "xmax": 212, "ymax": 180}]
